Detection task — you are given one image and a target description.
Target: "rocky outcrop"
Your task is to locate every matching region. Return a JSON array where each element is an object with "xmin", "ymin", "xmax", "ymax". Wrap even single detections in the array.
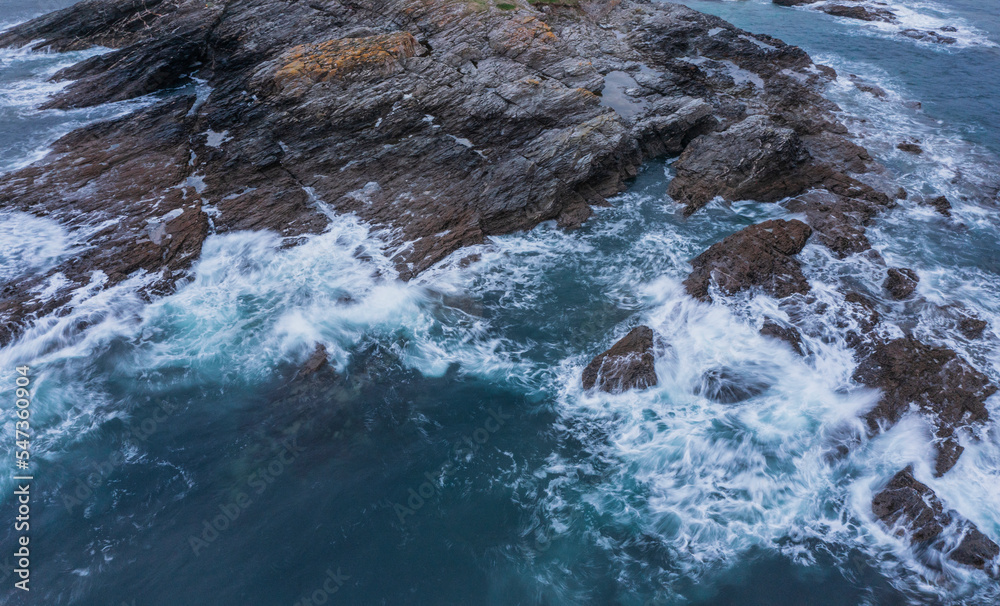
[
  {"xmin": 884, "ymin": 267, "xmax": 919, "ymax": 300},
  {"xmin": 854, "ymin": 337, "xmax": 996, "ymax": 476},
  {"xmin": 0, "ymin": 0, "xmax": 883, "ymax": 346},
  {"xmin": 668, "ymin": 115, "xmax": 811, "ymax": 214},
  {"xmin": 582, "ymin": 325, "xmax": 659, "ymax": 393},
  {"xmin": 820, "ymin": 5, "xmax": 896, "ymax": 23},
  {"xmin": 684, "ymin": 219, "xmax": 813, "ymax": 301},
  {"xmin": 784, "ymin": 191, "xmax": 885, "ymax": 258},
  {"xmin": 872, "ymin": 467, "xmax": 999, "ymax": 571},
  {"xmin": 760, "ymin": 318, "xmax": 804, "ymax": 355}
]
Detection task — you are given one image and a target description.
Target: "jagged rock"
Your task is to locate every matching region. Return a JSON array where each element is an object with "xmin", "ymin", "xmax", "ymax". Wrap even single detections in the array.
[
  {"xmin": 854, "ymin": 337, "xmax": 996, "ymax": 476},
  {"xmin": 784, "ymin": 191, "xmax": 883, "ymax": 257},
  {"xmin": 684, "ymin": 219, "xmax": 813, "ymax": 301},
  {"xmin": 872, "ymin": 467, "xmax": 947, "ymax": 543},
  {"xmin": 958, "ymin": 316, "xmax": 988, "ymax": 340},
  {"xmin": 0, "ymin": 0, "xmax": 883, "ymax": 345},
  {"xmin": 582, "ymin": 326, "xmax": 658, "ymax": 393},
  {"xmin": 773, "ymin": 0, "xmax": 819, "ymax": 6},
  {"xmin": 897, "ymin": 142, "xmax": 923, "ymax": 154},
  {"xmin": 901, "ymin": 29, "xmax": 957, "ymax": 45},
  {"xmin": 760, "ymin": 319, "xmax": 804, "ymax": 355},
  {"xmin": 299, "ymin": 343, "xmax": 332, "ymax": 378},
  {"xmin": 884, "ymin": 267, "xmax": 919, "ymax": 300},
  {"xmin": 822, "ymin": 5, "xmax": 896, "ymax": 23},
  {"xmin": 872, "ymin": 467, "xmax": 999, "ymax": 571},
  {"xmin": 668, "ymin": 115, "xmax": 811, "ymax": 215},
  {"xmin": 921, "ymin": 195, "xmax": 953, "ymax": 217}
]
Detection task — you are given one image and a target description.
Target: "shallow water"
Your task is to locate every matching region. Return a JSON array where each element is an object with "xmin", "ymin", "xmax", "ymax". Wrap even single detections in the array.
[{"xmin": 1, "ymin": 1, "xmax": 999, "ymax": 604}]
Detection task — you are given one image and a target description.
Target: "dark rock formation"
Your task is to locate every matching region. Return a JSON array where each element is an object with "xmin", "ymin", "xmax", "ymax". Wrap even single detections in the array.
[
  {"xmin": 897, "ymin": 142, "xmax": 923, "ymax": 154},
  {"xmin": 884, "ymin": 267, "xmax": 919, "ymax": 300},
  {"xmin": 760, "ymin": 318, "xmax": 804, "ymax": 355},
  {"xmin": 921, "ymin": 195, "xmax": 953, "ymax": 217},
  {"xmin": 872, "ymin": 467, "xmax": 999, "ymax": 571},
  {"xmin": 772, "ymin": 0, "xmax": 819, "ymax": 6},
  {"xmin": 854, "ymin": 337, "xmax": 996, "ymax": 476},
  {"xmin": 901, "ymin": 29, "xmax": 957, "ymax": 45},
  {"xmin": 684, "ymin": 219, "xmax": 813, "ymax": 301},
  {"xmin": 958, "ymin": 316, "xmax": 988, "ymax": 340},
  {"xmin": 668, "ymin": 115, "xmax": 810, "ymax": 214},
  {"xmin": 582, "ymin": 326, "xmax": 658, "ymax": 393},
  {"xmin": 821, "ymin": 5, "xmax": 896, "ymax": 23},
  {"xmin": 784, "ymin": 191, "xmax": 885, "ymax": 258},
  {"xmin": 0, "ymin": 0, "xmax": 884, "ymax": 345},
  {"xmin": 872, "ymin": 467, "xmax": 947, "ymax": 543},
  {"xmin": 298, "ymin": 343, "xmax": 332, "ymax": 378}
]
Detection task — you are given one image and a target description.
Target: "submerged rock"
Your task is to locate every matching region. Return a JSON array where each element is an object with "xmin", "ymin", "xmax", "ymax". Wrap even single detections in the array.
[
  {"xmin": 883, "ymin": 267, "xmax": 919, "ymax": 300},
  {"xmin": 854, "ymin": 337, "xmax": 996, "ymax": 476},
  {"xmin": 695, "ymin": 365, "xmax": 771, "ymax": 403},
  {"xmin": 582, "ymin": 326, "xmax": 659, "ymax": 393},
  {"xmin": 872, "ymin": 467, "xmax": 999, "ymax": 571},
  {"xmin": 684, "ymin": 219, "xmax": 813, "ymax": 301}
]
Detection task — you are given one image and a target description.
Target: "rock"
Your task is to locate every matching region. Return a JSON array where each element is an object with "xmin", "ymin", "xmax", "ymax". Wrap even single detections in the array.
[
  {"xmin": 958, "ymin": 317, "xmax": 988, "ymax": 340},
  {"xmin": 901, "ymin": 29, "xmax": 957, "ymax": 45},
  {"xmin": 684, "ymin": 219, "xmax": 813, "ymax": 301},
  {"xmin": 873, "ymin": 467, "xmax": 999, "ymax": 571},
  {"xmin": 582, "ymin": 326, "xmax": 659, "ymax": 393},
  {"xmin": 821, "ymin": 5, "xmax": 897, "ymax": 23},
  {"xmin": 695, "ymin": 365, "xmax": 771, "ymax": 403},
  {"xmin": 667, "ymin": 115, "xmax": 811, "ymax": 215},
  {"xmin": 0, "ymin": 0, "xmax": 888, "ymax": 345},
  {"xmin": 872, "ymin": 467, "xmax": 947, "ymax": 543},
  {"xmin": 848, "ymin": 74, "xmax": 888, "ymax": 99},
  {"xmin": 883, "ymin": 267, "xmax": 919, "ymax": 300},
  {"xmin": 784, "ymin": 191, "xmax": 883, "ymax": 258},
  {"xmin": 760, "ymin": 319, "xmax": 804, "ymax": 355},
  {"xmin": 772, "ymin": 0, "xmax": 819, "ymax": 5},
  {"xmin": 896, "ymin": 142, "xmax": 923, "ymax": 154},
  {"xmin": 299, "ymin": 344, "xmax": 332, "ymax": 378},
  {"xmin": 950, "ymin": 527, "xmax": 1000, "ymax": 570},
  {"xmin": 922, "ymin": 195, "xmax": 952, "ymax": 217},
  {"xmin": 854, "ymin": 337, "xmax": 996, "ymax": 476}
]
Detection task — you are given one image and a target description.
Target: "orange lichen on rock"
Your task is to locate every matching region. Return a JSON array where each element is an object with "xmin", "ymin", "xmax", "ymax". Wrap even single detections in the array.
[{"xmin": 275, "ymin": 32, "xmax": 418, "ymax": 89}]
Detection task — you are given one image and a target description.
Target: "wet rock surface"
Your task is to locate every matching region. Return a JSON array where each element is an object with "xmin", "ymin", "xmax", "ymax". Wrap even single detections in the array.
[
  {"xmin": 760, "ymin": 318, "xmax": 804, "ymax": 355},
  {"xmin": 854, "ymin": 337, "xmax": 996, "ymax": 476},
  {"xmin": 668, "ymin": 115, "xmax": 810, "ymax": 214},
  {"xmin": 884, "ymin": 267, "xmax": 919, "ymax": 300},
  {"xmin": 0, "ymin": 0, "xmax": 888, "ymax": 345},
  {"xmin": 872, "ymin": 467, "xmax": 999, "ymax": 571},
  {"xmin": 821, "ymin": 5, "xmax": 896, "ymax": 23},
  {"xmin": 582, "ymin": 325, "xmax": 659, "ymax": 393},
  {"xmin": 684, "ymin": 219, "xmax": 813, "ymax": 301}
]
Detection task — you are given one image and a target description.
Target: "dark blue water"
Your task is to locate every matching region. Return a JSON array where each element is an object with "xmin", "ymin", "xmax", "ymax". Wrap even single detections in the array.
[{"xmin": 2, "ymin": 1, "xmax": 999, "ymax": 605}]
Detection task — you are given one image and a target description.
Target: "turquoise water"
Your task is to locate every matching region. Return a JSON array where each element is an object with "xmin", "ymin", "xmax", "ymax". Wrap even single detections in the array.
[{"xmin": 1, "ymin": 1, "xmax": 999, "ymax": 604}]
